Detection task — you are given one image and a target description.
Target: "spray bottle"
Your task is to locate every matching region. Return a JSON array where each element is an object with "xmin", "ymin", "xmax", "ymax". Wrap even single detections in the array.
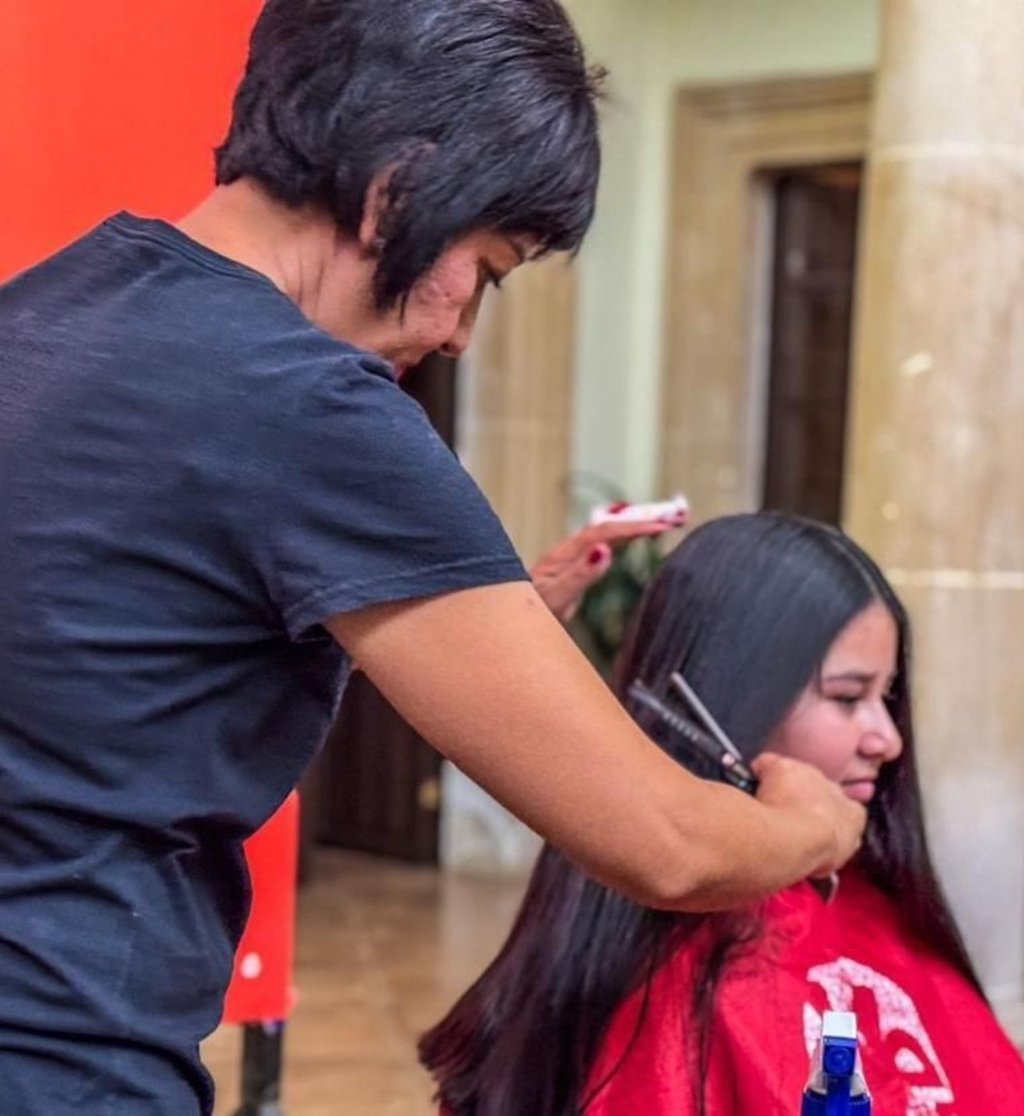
[{"xmin": 801, "ymin": 1011, "xmax": 871, "ymax": 1116}]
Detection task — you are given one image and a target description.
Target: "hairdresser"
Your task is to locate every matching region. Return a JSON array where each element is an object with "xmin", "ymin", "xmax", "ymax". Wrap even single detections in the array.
[{"xmin": 0, "ymin": 2, "xmax": 864, "ymax": 1113}]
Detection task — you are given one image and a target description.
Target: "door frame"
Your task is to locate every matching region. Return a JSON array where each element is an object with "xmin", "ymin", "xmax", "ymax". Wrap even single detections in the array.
[{"xmin": 660, "ymin": 73, "xmax": 872, "ymax": 520}]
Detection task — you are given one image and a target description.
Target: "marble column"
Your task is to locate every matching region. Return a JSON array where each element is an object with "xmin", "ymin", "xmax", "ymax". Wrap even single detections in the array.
[
  {"xmin": 845, "ymin": 0, "xmax": 1024, "ymax": 1039},
  {"xmin": 443, "ymin": 255, "xmax": 578, "ymax": 874},
  {"xmin": 458, "ymin": 255, "xmax": 577, "ymax": 565}
]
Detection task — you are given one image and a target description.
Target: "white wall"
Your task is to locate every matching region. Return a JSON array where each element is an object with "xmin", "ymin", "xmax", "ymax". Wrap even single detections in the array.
[{"xmin": 566, "ymin": 0, "xmax": 879, "ymax": 502}]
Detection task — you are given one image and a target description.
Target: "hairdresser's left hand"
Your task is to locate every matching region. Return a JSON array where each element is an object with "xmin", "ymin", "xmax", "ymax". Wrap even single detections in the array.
[{"xmin": 530, "ymin": 512, "xmax": 688, "ymax": 623}]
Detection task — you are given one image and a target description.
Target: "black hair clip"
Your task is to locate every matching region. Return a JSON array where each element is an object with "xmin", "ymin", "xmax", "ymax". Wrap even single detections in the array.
[{"xmin": 627, "ymin": 674, "xmax": 758, "ymax": 796}]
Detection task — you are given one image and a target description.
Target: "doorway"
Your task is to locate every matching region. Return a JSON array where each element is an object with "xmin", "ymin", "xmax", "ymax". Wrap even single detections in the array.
[
  {"xmin": 761, "ymin": 162, "xmax": 864, "ymax": 523},
  {"xmin": 661, "ymin": 73, "xmax": 870, "ymax": 519}
]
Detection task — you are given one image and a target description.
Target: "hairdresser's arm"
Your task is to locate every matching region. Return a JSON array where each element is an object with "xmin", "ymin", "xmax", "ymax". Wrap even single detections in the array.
[{"xmin": 327, "ymin": 582, "xmax": 864, "ymax": 911}]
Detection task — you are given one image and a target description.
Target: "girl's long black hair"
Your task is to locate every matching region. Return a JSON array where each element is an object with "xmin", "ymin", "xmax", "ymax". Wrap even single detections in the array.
[{"xmin": 419, "ymin": 514, "xmax": 983, "ymax": 1116}]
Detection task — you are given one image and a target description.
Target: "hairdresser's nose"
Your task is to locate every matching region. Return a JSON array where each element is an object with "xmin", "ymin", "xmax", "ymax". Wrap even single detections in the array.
[
  {"xmin": 860, "ymin": 702, "xmax": 903, "ymax": 765},
  {"xmin": 439, "ymin": 290, "xmax": 484, "ymax": 360},
  {"xmin": 439, "ymin": 329, "xmax": 469, "ymax": 359}
]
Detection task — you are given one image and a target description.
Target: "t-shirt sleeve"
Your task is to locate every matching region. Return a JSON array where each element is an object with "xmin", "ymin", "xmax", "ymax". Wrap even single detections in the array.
[{"xmin": 241, "ymin": 353, "xmax": 528, "ymax": 640}]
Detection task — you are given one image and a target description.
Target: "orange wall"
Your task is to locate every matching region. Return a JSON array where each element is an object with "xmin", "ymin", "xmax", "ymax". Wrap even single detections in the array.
[{"xmin": 0, "ymin": 1, "xmax": 263, "ymax": 281}]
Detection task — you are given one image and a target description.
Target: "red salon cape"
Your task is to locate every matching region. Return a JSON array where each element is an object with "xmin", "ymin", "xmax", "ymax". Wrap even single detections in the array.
[{"xmin": 586, "ymin": 871, "xmax": 1024, "ymax": 1114}]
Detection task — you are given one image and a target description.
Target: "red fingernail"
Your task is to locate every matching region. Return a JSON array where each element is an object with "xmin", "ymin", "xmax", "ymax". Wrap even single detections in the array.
[
  {"xmin": 607, "ymin": 501, "xmax": 630, "ymax": 513},
  {"xmin": 588, "ymin": 547, "xmax": 606, "ymax": 566}
]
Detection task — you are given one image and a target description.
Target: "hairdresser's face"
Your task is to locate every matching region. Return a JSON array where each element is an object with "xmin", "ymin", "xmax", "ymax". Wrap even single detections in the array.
[
  {"xmin": 766, "ymin": 602, "xmax": 902, "ymax": 804},
  {"xmin": 353, "ymin": 230, "xmax": 532, "ymax": 376}
]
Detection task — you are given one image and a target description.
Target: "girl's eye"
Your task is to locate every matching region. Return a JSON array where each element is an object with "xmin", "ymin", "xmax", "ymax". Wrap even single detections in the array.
[{"xmin": 831, "ymin": 694, "xmax": 863, "ymax": 709}]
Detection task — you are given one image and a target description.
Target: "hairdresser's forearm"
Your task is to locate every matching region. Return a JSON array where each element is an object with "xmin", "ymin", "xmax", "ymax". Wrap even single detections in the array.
[
  {"xmin": 637, "ymin": 777, "xmax": 836, "ymax": 911},
  {"xmin": 328, "ymin": 582, "xmax": 856, "ymax": 910}
]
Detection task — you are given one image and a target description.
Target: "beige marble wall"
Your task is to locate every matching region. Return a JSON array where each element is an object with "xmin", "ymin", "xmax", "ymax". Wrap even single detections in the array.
[{"xmin": 845, "ymin": 0, "xmax": 1024, "ymax": 1037}]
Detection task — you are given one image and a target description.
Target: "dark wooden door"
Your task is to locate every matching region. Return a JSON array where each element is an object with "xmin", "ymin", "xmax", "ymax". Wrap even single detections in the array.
[
  {"xmin": 762, "ymin": 163, "xmax": 863, "ymax": 524},
  {"xmin": 310, "ymin": 356, "xmax": 457, "ymax": 865}
]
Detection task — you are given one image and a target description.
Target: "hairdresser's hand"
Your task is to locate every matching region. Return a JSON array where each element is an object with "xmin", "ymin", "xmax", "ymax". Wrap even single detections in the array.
[
  {"xmin": 530, "ymin": 512, "xmax": 688, "ymax": 623},
  {"xmin": 751, "ymin": 754, "xmax": 867, "ymax": 878}
]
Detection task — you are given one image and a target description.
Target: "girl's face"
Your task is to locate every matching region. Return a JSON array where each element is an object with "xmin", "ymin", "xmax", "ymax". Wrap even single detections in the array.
[{"xmin": 766, "ymin": 601, "xmax": 903, "ymax": 804}]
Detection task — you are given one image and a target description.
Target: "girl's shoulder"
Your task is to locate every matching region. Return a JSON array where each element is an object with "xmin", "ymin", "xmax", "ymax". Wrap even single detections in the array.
[{"xmin": 588, "ymin": 875, "xmax": 1024, "ymax": 1114}]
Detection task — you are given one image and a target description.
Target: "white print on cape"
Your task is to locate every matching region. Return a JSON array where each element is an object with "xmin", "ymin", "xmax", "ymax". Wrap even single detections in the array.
[{"xmin": 803, "ymin": 957, "xmax": 956, "ymax": 1116}]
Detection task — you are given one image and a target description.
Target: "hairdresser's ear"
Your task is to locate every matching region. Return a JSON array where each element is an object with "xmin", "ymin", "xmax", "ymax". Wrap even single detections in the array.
[
  {"xmin": 358, "ymin": 167, "xmax": 395, "ymax": 257},
  {"xmin": 360, "ymin": 144, "xmax": 435, "ymax": 255}
]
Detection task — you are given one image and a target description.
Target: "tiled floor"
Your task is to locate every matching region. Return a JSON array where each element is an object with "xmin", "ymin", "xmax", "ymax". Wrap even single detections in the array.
[{"xmin": 203, "ymin": 849, "xmax": 528, "ymax": 1116}]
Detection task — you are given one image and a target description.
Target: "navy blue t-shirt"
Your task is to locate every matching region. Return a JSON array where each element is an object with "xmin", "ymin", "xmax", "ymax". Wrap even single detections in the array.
[{"xmin": 0, "ymin": 214, "xmax": 527, "ymax": 1113}]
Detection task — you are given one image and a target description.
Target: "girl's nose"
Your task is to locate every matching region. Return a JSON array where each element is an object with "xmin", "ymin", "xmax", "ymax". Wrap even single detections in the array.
[{"xmin": 861, "ymin": 703, "xmax": 903, "ymax": 764}]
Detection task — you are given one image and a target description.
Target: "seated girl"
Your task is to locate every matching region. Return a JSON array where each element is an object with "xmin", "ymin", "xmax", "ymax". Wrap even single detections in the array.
[{"xmin": 420, "ymin": 512, "xmax": 1024, "ymax": 1114}]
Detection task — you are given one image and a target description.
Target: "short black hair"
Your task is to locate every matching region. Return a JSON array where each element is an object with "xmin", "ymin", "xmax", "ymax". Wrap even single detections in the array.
[{"xmin": 216, "ymin": 0, "xmax": 604, "ymax": 307}]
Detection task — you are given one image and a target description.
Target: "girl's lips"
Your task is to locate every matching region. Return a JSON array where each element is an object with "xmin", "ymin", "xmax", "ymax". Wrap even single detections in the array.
[{"xmin": 842, "ymin": 779, "xmax": 877, "ymax": 804}]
